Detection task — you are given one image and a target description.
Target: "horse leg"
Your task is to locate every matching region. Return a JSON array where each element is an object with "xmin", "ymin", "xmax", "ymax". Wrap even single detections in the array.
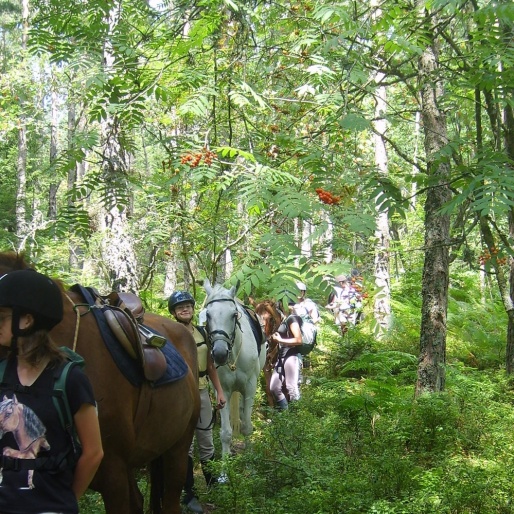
[
  {"xmin": 240, "ymin": 380, "xmax": 258, "ymax": 448},
  {"xmin": 219, "ymin": 392, "xmax": 233, "ymax": 457},
  {"xmin": 93, "ymin": 457, "xmax": 142, "ymax": 514},
  {"xmin": 155, "ymin": 443, "xmax": 189, "ymax": 514}
]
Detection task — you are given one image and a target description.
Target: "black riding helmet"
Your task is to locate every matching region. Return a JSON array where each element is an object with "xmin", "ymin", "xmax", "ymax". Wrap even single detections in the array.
[
  {"xmin": 0, "ymin": 269, "xmax": 63, "ymax": 337},
  {"xmin": 168, "ymin": 291, "xmax": 195, "ymax": 315}
]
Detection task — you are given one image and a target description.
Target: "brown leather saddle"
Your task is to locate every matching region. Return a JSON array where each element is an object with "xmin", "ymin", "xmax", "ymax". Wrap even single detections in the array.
[{"xmin": 94, "ymin": 291, "xmax": 168, "ymax": 382}]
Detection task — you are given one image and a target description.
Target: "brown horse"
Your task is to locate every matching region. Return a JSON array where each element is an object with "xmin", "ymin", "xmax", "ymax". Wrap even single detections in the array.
[
  {"xmin": 0, "ymin": 252, "xmax": 200, "ymax": 514},
  {"xmin": 253, "ymin": 299, "xmax": 283, "ymax": 407}
]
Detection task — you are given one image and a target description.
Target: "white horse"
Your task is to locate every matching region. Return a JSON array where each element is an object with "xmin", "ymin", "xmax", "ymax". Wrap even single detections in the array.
[{"xmin": 203, "ymin": 280, "xmax": 266, "ymax": 456}]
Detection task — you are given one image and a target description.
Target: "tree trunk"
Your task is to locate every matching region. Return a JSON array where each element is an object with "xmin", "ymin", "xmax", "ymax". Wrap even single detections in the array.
[
  {"xmin": 301, "ymin": 218, "xmax": 312, "ymax": 259},
  {"xmin": 48, "ymin": 75, "xmax": 59, "ymax": 219},
  {"xmin": 415, "ymin": 22, "xmax": 452, "ymax": 396},
  {"xmin": 99, "ymin": 3, "xmax": 138, "ymax": 293},
  {"xmin": 15, "ymin": 0, "xmax": 29, "ymax": 250},
  {"xmin": 504, "ymin": 37, "xmax": 514, "ymax": 371},
  {"xmin": 373, "ymin": 75, "xmax": 391, "ymax": 332}
]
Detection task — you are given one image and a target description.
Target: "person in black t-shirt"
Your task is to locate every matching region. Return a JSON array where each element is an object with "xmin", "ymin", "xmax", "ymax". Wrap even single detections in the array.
[
  {"xmin": 0, "ymin": 270, "xmax": 103, "ymax": 514},
  {"xmin": 269, "ymin": 302, "xmax": 303, "ymax": 410}
]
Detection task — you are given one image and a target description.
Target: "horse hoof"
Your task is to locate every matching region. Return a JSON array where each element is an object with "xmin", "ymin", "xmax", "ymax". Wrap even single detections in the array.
[{"xmin": 184, "ymin": 496, "xmax": 204, "ymax": 513}]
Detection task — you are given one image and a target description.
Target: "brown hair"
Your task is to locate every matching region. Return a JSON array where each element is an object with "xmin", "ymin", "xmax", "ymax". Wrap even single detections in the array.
[
  {"xmin": 16, "ymin": 330, "xmax": 66, "ymax": 368},
  {"xmin": 255, "ymin": 300, "xmax": 282, "ymax": 337}
]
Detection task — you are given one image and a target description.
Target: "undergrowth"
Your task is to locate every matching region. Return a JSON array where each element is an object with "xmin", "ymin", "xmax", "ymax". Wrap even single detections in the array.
[{"xmin": 80, "ymin": 267, "xmax": 514, "ymax": 513}]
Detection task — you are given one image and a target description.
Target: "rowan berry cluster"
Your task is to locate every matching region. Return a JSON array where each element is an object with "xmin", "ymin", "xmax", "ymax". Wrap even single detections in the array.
[
  {"xmin": 478, "ymin": 246, "xmax": 508, "ymax": 266},
  {"xmin": 316, "ymin": 188, "xmax": 340, "ymax": 205},
  {"xmin": 180, "ymin": 148, "xmax": 217, "ymax": 168}
]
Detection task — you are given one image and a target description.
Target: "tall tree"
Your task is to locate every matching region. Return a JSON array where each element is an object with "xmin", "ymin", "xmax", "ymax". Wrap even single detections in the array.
[
  {"xmin": 15, "ymin": 0, "xmax": 29, "ymax": 250},
  {"xmin": 373, "ymin": 72, "xmax": 391, "ymax": 331},
  {"xmin": 99, "ymin": 2, "xmax": 138, "ymax": 292},
  {"xmin": 415, "ymin": 7, "xmax": 452, "ymax": 396}
]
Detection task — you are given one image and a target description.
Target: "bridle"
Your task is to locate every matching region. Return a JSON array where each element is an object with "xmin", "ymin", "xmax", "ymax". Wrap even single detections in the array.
[{"xmin": 204, "ymin": 297, "xmax": 242, "ymax": 366}]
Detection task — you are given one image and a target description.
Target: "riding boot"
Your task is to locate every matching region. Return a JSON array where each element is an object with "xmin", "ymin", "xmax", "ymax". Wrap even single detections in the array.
[
  {"xmin": 182, "ymin": 457, "xmax": 204, "ymax": 514},
  {"xmin": 201, "ymin": 453, "xmax": 217, "ymax": 488},
  {"xmin": 276, "ymin": 398, "xmax": 288, "ymax": 410}
]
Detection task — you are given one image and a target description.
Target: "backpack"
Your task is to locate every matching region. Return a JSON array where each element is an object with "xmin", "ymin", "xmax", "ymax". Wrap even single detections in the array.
[
  {"xmin": 0, "ymin": 346, "xmax": 84, "ymax": 468},
  {"xmin": 288, "ymin": 316, "xmax": 318, "ymax": 356},
  {"xmin": 299, "ymin": 317, "xmax": 318, "ymax": 356}
]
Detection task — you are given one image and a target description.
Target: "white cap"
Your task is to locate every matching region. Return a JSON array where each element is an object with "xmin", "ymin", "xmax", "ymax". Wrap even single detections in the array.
[{"xmin": 296, "ymin": 281, "xmax": 307, "ymax": 291}]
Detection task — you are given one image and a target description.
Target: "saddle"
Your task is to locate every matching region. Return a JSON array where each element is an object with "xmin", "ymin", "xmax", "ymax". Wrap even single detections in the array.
[
  {"xmin": 93, "ymin": 290, "xmax": 167, "ymax": 382},
  {"xmin": 236, "ymin": 299, "xmax": 265, "ymax": 354}
]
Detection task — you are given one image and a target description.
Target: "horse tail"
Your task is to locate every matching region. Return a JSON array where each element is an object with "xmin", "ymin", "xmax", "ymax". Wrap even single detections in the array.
[{"xmin": 149, "ymin": 456, "xmax": 164, "ymax": 514}]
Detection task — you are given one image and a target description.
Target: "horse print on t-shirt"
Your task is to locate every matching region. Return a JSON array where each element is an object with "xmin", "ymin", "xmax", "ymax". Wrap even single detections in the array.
[{"xmin": 0, "ymin": 394, "xmax": 50, "ymax": 489}]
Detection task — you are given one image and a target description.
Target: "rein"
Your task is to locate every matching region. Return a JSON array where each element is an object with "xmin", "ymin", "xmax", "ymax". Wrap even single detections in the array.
[{"xmin": 64, "ymin": 293, "xmax": 91, "ymax": 352}]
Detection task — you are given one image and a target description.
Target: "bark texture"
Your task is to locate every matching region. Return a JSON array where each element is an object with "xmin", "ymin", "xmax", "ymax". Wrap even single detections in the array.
[{"xmin": 415, "ymin": 34, "xmax": 452, "ymax": 396}]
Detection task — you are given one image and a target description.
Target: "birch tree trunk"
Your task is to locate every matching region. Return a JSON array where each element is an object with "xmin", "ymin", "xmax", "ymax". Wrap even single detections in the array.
[
  {"xmin": 99, "ymin": 3, "xmax": 138, "ymax": 292},
  {"xmin": 301, "ymin": 218, "xmax": 312, "ymax": 259},
  {"xmin": 415, "ymin": 13, "xmax": 452, "ymax": 396},
  {"xmin": 48, "ymin": 71, "xmax": 59, "ymax": 219},
  {"xmin": 15, "ymin": 0, "xmax": 29, "ymax": 250},
  {"xmin": 373, "ymin": 73, "xmax": 391, "ymax": 332}
]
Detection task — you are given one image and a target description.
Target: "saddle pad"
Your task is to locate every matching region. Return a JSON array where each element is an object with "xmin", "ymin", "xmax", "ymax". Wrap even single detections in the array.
[
  {"xmin": 70, "ymin": 284, "xmax": 188, "ymax": 387},
  {"xmin": 241, "ymin": 306, "xmax": 265, "ymax": 355}
]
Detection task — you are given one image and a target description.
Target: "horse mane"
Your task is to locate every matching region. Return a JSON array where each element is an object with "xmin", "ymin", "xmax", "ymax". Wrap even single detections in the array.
[
  {"xmin": 0, "ymin": 251, "xmax": 67, "ymax": 294},
  {"xmin": 0, "ymin": 397, "xmax": 47, "ymax": 441},
  {"xmin": 21, "ymin": 403, "xmax": 47, "ymax": 440},
  {"xmin": 0, "ymin": 251, "xmax": 33, "ymax": 273}
]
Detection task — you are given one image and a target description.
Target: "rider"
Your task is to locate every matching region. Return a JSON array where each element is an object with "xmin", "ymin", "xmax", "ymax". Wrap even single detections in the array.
[
  {"xmin": 168, "ymin": 291, "xmax": 226, "ymax": 514},
  {"xmin": 269, "ymin": 301, "xmax": 302, "ymax": 409},
  {"xmin": 291, "ymin": 281, "xmax": 319, "ymax": 381},
  {"xmin": 292, "ymin": 281, "xmax": 320, "ymax": 323},
  {"xmin": 327, "ymin": 274, "xmax": 362, "ymax": 334},
  {"xmin": 0, "ymin": 269, "xmax": 103, "ymax": 514}
]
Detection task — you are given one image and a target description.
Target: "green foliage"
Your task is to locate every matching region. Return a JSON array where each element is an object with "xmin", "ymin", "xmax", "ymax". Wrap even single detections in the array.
[
  {"xmin": 447, "ymin": 270, "xmax": 506, "ymax": 368},
  {"xmin": 206, "ymin": 329, "xmax": 514, "ymax": 514}
]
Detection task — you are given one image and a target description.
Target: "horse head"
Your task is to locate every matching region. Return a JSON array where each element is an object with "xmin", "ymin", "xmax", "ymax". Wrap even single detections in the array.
[
  {"xmin": 203, "ymin": 279, "xmax": 240, "ymax": 366},
  {"xmin": 0, "ymin": 394, "xmax": 21, "ymax": 434}
]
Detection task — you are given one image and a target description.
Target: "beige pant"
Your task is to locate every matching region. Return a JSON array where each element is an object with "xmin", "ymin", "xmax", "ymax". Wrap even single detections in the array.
[{"xmin": 189, "ymin": 387, "xmax": 215, "ymax": 462}]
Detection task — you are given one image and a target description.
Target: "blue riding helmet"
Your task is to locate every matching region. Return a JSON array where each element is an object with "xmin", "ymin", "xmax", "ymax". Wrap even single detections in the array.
[{"xmin": 168, "ymin": 291, "xmax": 196, "ymax": 314}]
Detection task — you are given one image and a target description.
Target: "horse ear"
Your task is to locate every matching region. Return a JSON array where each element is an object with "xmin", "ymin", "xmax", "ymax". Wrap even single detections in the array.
[
  {"xmin": 229, "ymin": 280, "xmax": 240, "ymax": 298},
  {"xmin": 204, "ymin": 278, "xmax": 213, "ymax": 295}
]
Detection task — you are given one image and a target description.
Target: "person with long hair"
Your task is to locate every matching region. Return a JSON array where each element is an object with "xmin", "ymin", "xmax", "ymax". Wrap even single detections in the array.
[
  {"xmin": 0, "ymin": 269, "xmax": 103, "ymax": 514},
  {"xmin": 268, "ymin": 301, "xmax": 303, "ymax": 409}
]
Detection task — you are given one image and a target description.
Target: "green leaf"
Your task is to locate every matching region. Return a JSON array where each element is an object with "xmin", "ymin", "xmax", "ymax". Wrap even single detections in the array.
[{"xmin": 339, "ymin": 113, "xmax": 370, "ymax": 131}]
